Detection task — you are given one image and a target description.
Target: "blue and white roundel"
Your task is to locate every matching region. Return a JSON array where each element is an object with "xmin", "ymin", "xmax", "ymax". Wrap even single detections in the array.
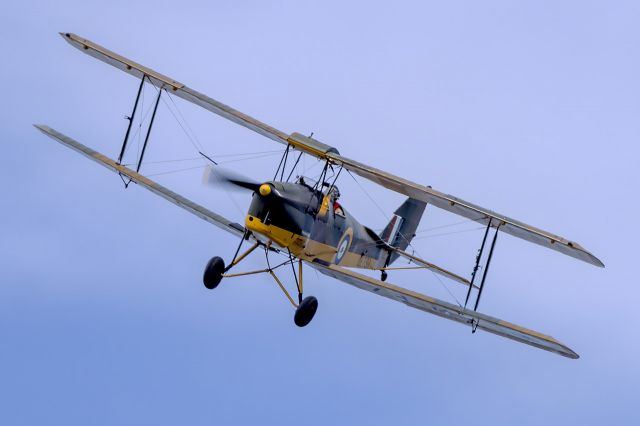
[{"xmin": 335, "ymin": 233, "xmax": 352, "ymax": 265}]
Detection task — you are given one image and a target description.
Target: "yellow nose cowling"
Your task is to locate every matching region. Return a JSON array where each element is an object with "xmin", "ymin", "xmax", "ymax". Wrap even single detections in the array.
[{"xmin": 259, "ymin": 184, "xmax": 272, "ymax": 196}]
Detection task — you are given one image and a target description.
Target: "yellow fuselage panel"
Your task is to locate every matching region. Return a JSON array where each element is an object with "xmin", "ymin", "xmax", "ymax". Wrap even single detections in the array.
[
  {"xmin": 245, "ymin": 214, "xmax": 379, "ymax": 268},
  {"xmin": 245, "ymin": 215, "xmax": 303, "ymax": 251}
]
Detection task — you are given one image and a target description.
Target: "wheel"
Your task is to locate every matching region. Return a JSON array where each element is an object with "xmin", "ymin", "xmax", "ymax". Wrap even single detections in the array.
[
  {"xmin": 203, "ymin": 256, "xmax": 225, "ymax": 289},
  {"xmin": 381, "ymin": 270, "xmax": 388, "ymax": 282},
  {"xmin": 294, "ymin": 296, "xmax": 318, "ymax": 327}
]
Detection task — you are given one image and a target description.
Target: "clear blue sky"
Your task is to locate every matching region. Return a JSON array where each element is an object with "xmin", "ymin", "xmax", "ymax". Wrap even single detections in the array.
[{"xmin": 1, "ymin": 1, "xmax": 638, "ymax": 424}]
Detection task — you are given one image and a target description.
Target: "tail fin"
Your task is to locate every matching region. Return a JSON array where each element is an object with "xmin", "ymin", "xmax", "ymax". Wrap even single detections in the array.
[{"xmin": 380, "ymin": 198, "xmax": 427, "ymax": 264}]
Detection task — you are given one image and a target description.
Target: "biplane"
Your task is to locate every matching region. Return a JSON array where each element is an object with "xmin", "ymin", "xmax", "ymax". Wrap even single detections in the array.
[{"xmin": 35, "ymin": 33, "xmax": 604, "ymax": 359}]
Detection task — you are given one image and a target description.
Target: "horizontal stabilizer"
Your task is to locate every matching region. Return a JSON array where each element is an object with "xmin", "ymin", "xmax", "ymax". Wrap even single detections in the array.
[{"xmin": 386, "ymin": 247, "xmax": 474, "ymax": 288}]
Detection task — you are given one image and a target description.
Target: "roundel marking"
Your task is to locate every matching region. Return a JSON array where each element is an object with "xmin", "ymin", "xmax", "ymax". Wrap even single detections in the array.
[{"xmin": 334, "ymin": 228, "xmax": 353, "ymax": 265}]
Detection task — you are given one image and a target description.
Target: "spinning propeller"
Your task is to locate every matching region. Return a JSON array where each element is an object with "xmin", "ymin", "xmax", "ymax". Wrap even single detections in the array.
[{"xmin": 202, "ymin": 165, "xmax": 261, "ymax": 192}]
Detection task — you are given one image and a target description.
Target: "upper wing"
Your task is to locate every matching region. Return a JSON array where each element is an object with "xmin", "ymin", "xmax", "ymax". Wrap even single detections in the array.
[
  {"xmin": 309, "ymin": 260, "xmax": 578, "ymax": 359},
  {"xmin": 34, "ymin": 125, "xmax": 245, "ymax": 238},
  {"xmin": 61, "ymin": 32, "xmax": 602, "ymax": 268},
  {"xmin": 324, "ymin": 154, "xmax": 604, "ymax": 267},
  {"xmin": 60, "ymin": 32, "xmax": 291, "ymax": 147}
]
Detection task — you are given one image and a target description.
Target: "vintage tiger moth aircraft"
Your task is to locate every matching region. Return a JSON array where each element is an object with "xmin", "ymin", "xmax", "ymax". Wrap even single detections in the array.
[{"xmin": 35, "ymin": 33, "xmax": 604, "ymax": 359}]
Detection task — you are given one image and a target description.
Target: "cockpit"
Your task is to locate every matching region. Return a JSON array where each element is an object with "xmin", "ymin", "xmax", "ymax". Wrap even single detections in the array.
[{"xmin": 324, "ymin": 184, "xmax": 345, "ymax": 217}]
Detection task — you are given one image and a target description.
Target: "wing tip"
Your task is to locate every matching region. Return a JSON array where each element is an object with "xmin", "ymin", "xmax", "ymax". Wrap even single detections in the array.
[
  {"xmin": 33, "ymin": 123, "xmax": 49, "ymax": 133},
  {"xmin": 34, "ymin": 125, "xmax": 67, "ymax": 145},
  {"xmin": 582, "ymin": 250, "xmax": 605, "ymax": 268},
  {"xmin": 59, "ymin": 32, "xmax": 79, "ymax": 47},
  {"xmin": 561, "ymin": 346, "xmax": 580, "ymax": 359}
]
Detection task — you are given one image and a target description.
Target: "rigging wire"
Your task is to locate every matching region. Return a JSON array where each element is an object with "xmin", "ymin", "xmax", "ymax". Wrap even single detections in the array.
[
  {"xmin": 414, "ymin": 218, "xmax": 476, "ymax": 234},
  {"xmin": 166, "ymin": 90, "xmax": 206, "ymax": 153},
  {"xmin": 141, "ymin": 151, "xmax": 286, "ymax": 177},
  {"xmin": 346, "ymin": 169, "xmax": 463, "ymax": 307},
  {"xmin": 158, "ymin": 88, "xmax": 204, "ymax": 155},
  {"xmin": 431, "ymin": 266, "xmax": 462, "ymax": 307},
  {"xmin": 346, "ymin": 170, "xmax": 389, "ymax": 221},
  {"xmin": 130, "ymin": 102, "xmax": 156, "ymax": 145},
  {"xmin": 145, "ymin": 164, "xmax": 208, "ymax": 178},
  {"xmin": 126, "ymin": 149, "xmax": 283, "ymax": 165},
  {"xmin": 142, "ymin": 82, "xmax": 248, "ymax": 216},
  {"xmin": 209, "ymin": 149, "xmax": 282, "ymax": 158},
  {"xmin": 339, "ymin": 225, "xmax": 487, "ymax": 254},
  {"xmin": 218, "ymin": 151, "xmax": 283, "ymax": 165},
  {"xmin": 412, "ymin": 226, "xmax": 487, "ymax": 241},
  {"xmin": 301, "ymin": 157, "xmax": 324, "ymax": 178}
]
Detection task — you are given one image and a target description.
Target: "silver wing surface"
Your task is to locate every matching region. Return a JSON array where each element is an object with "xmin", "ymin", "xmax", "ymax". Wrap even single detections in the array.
[
  {"xmin": 323, "ymin": 154, "xmax": 604, "ymax": 267},
  {"xmin": 60, "ymin": 33, "xmax": 290, "ymax": 146},
  {"xmin": 310, "ymin": 261, "xmax": 579, "ymax": 359},
  {"xmin": 34, "ymin": 125, "xmax": 245, "ymax": 238},
  {"xmin": 60, "ymin": 32, "xmax": 603, "ymax": 267}
]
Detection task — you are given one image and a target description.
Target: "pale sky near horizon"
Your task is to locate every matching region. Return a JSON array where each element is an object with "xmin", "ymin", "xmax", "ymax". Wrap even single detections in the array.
[{"xmin": 1, "ymin": 1, "xmax": 639, "ymax": 425}]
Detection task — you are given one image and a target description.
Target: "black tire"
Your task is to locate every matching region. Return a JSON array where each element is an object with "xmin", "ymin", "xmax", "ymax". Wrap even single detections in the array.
[
  {"xmin": 294, "ymin": 296, "xmax": 318, "ymax": 327},
  {"xmin": 203, "ymin": 256, "xmax": 225, "ymax": 289}
]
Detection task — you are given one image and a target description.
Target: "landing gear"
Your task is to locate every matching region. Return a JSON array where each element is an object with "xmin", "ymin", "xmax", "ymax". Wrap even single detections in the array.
[
  {"xmin": 294, "ymin": 296, "xmax": 318, "ymax": 327},
  {"xmin": 203, "ymin": 256, "xmax": 225, "ymax": 289},
  {"xmin": 381, "ymin": 270, "xmax": 388, "ymax": 282},
  {"xmin": 203, "ymin": 238, "xmax": 319, "ymax": 327}
]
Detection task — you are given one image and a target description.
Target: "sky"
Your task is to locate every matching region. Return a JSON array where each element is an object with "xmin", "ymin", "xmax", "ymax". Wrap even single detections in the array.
[{"xmin": 1, "ymin": 1, "xmax": 639, "ymax": 424}]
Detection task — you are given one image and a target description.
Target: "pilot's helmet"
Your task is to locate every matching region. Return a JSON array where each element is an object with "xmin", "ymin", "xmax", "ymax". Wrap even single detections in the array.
[{"xmin": 329, "ymin": 185, "xmax": 341, "ymax": 200}]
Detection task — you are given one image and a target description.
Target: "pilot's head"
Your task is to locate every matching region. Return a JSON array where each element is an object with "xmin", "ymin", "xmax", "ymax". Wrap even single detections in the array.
[{"xmin": 329, "ymin": 185, "xmax": 341, "ymax": 200}]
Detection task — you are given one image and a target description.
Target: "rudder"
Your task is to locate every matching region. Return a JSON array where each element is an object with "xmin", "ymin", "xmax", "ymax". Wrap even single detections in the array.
[{"xmin": 380, "ymin": 198, "xmax": 427, "ymax": 264}]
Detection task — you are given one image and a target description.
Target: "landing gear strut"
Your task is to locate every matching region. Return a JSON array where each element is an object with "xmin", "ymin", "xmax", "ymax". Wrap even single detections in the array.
[
  {"xmin": 202, "ymin": 237, "xmax": 319, "ymax": 327},
  {"xmin": 202, "ymin": 237, "xmax": 259, "ymax": 290}
]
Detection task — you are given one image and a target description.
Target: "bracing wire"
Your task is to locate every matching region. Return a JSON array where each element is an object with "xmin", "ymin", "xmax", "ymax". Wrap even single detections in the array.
[
  {"xmin": 346, "ymin": 169, "xmax": 464, "ymax": 307},
  {"xmin": 412, "ymin": 226, "xmax": 487, "ymax": 241},
  {"xmin": 346, "ymin": 170, "xmax": 389, "ymax": 221},
  {"xmin": 125, "ymin": 151, "xmax": 283, "ymax": 169},
  {"xmin": 141, "ymin": 151, "xmax": 286, "ymax": 177},
  {"xmin": 158, "ymin": 88, "xmax": 204, "ymax": 155},
  {"xmin": 414, "ymin": 218, "xmax": 477, "ymax": 234},
  {"xmin": 139, "ymin": 82, "xmax": 250, "ymax": 216},
  {"xmin": 166, "ymin": 91, "xmax": 206, "ymax": 153},
  {"xmin": 145, "ymin": 164, "xmax": 208, "ymax": 178}
]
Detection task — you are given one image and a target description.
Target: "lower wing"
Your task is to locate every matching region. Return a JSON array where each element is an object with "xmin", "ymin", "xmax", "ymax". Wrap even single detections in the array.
[
  {"xmin": 309, "ymin": 261, "xmax": 578, "ymax": 359},
  {"xmin": 34, "ymin": 125, "xmax": 245, "ymax": 238}
]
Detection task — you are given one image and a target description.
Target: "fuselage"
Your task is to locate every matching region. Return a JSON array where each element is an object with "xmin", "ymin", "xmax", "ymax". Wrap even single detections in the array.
[{"xmin": 245, "ymin": 181, "xmax": 387, "ymax": 269}]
